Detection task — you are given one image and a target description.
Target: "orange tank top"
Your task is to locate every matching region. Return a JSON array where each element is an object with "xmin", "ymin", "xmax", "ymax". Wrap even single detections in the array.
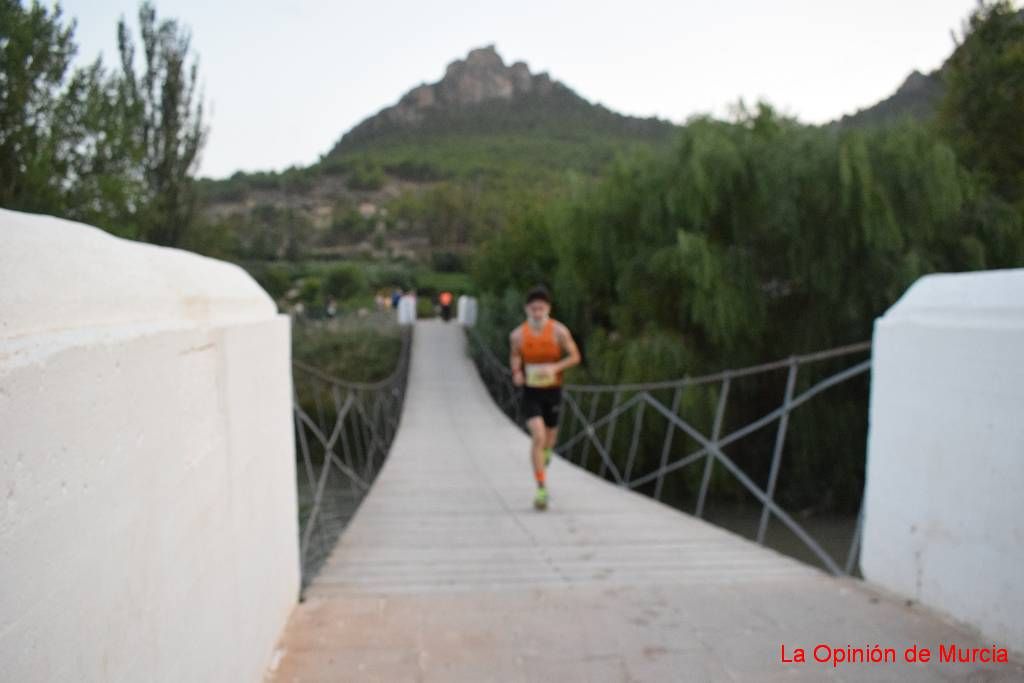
[{"xmin": 520, "ymin": 318, "xmax": 564, "ymax": 387}]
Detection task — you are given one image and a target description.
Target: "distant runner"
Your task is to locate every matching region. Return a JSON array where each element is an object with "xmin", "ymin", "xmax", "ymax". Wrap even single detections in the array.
[
  {"xmin": 439, "ymin": 290, "xmax": 454, "ymax": 321},
  {"xmin": 509, "ymin": 286, "xmax": 581, "ymax": 510}
]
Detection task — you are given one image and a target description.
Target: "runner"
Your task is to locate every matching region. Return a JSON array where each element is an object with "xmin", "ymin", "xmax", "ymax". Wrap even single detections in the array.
[
  {"xmin": 439, "ymin": 290, "xmax": 454, "ymax": 321},
  {"xmin": 509, "ymin": 286, "xmax": 581, "ymax": 510}
]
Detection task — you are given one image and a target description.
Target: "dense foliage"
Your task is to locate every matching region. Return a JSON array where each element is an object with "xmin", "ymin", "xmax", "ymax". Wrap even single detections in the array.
[
  {"xmin": 193, "ymin": 87, "xmax": 679, "ymax": 263},
  {"xmin": 292, "ymin": 313, "xmax": 403, "ymax": 383},
  {"xmin": 939, "ymin": 1, "xmax": 1024, "ymax": 207},
  {"xmin": 0, "ymin": 1, "xmax": 206, "ymax": 245},
  {"xmin": 470, "ymin": 4, "xmax": 1024, "ymax": 514}
]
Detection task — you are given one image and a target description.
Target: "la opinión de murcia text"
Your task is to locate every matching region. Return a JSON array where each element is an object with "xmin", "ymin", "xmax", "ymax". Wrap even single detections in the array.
[{"xmin": 780, "ymin": 643, "xmax": 1011, "ymax": 668}]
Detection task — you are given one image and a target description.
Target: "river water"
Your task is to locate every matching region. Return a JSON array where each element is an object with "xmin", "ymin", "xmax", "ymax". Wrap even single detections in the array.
[{"xmin": 700, "ymin": 500, "xmax": 861, "ymax": 576}]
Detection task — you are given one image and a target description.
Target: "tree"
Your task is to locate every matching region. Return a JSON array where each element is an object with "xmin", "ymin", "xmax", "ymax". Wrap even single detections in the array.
[
  {"xmin": 117, "ymin": 1, "xmax": 206, "ymax": 246},
  {"xmin": 1, "ymin": 0, "xmax": 73, "ymax": 211},
  {"xmin": 0, "ymin": 1, "xmax": 135, "ymax": 223},
  {"xmin": 939, "ymin": 1, "xmax": 1024, "ymax": 205}
]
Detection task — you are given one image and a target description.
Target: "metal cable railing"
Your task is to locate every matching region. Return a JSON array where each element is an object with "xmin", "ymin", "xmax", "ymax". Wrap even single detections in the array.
[
  {"xmin": 466, "ymin": 327, "xmax": 871, "ymax": 576},
  {"xmin": 292, "ymin": 327, "xmax": 412, "ymax": 589}
]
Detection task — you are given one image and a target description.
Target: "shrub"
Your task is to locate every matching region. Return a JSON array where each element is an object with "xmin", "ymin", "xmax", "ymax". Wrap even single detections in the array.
[
  {"xmin": 322, "ymin": 264, "xmax": 368, "ymax": 301},
  {"xmin": 346, "ymin": 162, "xmax": 386, "ymax": 191},
  {"xmin": 299, "ymin": 276, "xmax": 322, "ymax": 305},
  {"xmin": 258, "ymin": 264, "xmax": 292, "ymax": 300},
  {"xmin": 416, "ymin": 296, "xmax": 436, "ymax": 318},
  {"xmin": 431, "ymin": 250, "xmax": 464, "ymax": 272}
]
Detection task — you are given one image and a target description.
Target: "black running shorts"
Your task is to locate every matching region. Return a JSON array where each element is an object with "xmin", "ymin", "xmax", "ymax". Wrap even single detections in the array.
[{"xmin": 521, "ymin": 386, "xmax": 563, "ymax": 427}]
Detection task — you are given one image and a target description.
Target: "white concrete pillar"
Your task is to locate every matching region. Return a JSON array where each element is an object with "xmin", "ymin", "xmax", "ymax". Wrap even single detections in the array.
[
  {"xmin": 457, "ymin": 295, "xmax": 478, "ymax": 327},
  {"xmin": 397, "ymin": 293, "xmax": 417, "ymax": 325},
  {"xmin": 862, "ymin": 268, "xmax": 1024, "ymax": 653},
  {"xmin": 0, "ymin": 209, "xmax": 299, "ymax": 682}
]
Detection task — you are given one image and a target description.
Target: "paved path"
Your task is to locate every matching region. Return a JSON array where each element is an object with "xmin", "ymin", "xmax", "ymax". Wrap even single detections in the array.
[{"xmin": 268, "ymin": 319, "xmax": 1021, "ymax": 682}]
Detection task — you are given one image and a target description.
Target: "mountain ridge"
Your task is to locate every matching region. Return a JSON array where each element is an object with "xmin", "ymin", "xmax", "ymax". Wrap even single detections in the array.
[
  {"xmin": 834, "ymin": 68, "xmax": 945, "ymax": 128},
  {"xmin": 329, "ymin": 45, "xmax": 676, "ymax": 156}
]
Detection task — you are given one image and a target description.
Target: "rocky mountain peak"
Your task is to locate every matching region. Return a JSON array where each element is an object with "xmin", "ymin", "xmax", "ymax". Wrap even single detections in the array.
[
  {"xmin": 455, "ymin": 45, "xmax": 505, "ymax": 71},
  {"xmin": 331, "ymin": 44, "xmax": 675, "ymax": 155},
  {"xmin": 384, "ymin": 45, "xmax": 555, "ymax": 125}
]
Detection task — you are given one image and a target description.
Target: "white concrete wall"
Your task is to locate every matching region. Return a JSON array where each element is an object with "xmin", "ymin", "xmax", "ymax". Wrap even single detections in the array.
[
  {"xmin": 862, "ymin": 268, "xmax": 1024, "ymax": 653},
  {"xmin": 0, "ymin": 209, "xmax": 299, "ymax": 682}
]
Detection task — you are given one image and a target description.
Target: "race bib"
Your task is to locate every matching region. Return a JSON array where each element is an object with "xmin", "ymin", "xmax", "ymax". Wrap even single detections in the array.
[{"xmin": 525, "ymin": 363, "xmax": 556, "ymax": 388}]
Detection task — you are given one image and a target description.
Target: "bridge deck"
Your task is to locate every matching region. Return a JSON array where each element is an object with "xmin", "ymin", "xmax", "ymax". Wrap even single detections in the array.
[{"xmin": 268, "ymin": 320, "xmax": 1020, "ymax": 681}]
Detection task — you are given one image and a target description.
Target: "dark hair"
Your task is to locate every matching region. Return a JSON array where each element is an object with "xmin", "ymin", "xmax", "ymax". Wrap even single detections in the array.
[{"xmin": 525, "ymin": 285, "xmax": 551, "ymax": 304}]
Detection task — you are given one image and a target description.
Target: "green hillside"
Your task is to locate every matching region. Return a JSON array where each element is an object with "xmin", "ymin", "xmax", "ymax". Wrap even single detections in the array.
[{"xmin": 195, "ymin": 46, "xmax": 680, "ymax": 262}]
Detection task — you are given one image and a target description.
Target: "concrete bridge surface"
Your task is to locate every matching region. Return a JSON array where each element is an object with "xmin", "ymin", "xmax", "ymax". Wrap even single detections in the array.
[{"xmin": 267, "ymin": 319, "xmax": 1022, "ymax": 682}]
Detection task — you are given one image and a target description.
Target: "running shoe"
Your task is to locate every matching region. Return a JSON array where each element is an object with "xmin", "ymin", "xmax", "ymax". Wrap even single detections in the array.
[{"xmin": 534, "ymin": 487, "xmax": 549, "ymax": 510}]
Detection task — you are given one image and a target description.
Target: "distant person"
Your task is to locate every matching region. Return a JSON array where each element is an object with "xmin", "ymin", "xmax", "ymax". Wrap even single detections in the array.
[
  {"xmin": 391, "ymin": 288, "xmax": 402, "ymax": 309},
  {"xmin": 439, "ymin": 290, "xmax": 453, "ymax": 321},
  {"xmin": 508, "ymin": 286, "xmax": 581, "ymax": 510},
  {"xmin": 326, "ymin": 297, "xmax": 337, "ymax": 318}
]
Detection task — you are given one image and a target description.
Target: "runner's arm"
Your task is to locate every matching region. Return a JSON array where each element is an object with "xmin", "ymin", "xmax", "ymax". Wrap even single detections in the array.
[
  {"xmin": 509, "ymin": 329, "xmax": 525, "ymax": 385},
  {"xmin": 552, "ymin": 323, "xmax": 582, "ymax": 374}
]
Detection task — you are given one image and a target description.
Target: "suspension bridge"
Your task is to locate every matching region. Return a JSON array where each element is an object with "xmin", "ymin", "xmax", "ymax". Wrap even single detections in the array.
[
  {"xmin": 270, "ymin": 318, "xmax": 1020, "ymax": 681},
  {"xmin": 3, "ymin": 212, "xmax": 1022, "ymax": 682}
]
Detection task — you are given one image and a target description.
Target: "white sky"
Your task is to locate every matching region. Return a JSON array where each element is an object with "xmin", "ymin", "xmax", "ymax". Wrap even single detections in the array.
[{"xmin": 59, "ymin": 0, "xmax": 981, "ymax": 179}]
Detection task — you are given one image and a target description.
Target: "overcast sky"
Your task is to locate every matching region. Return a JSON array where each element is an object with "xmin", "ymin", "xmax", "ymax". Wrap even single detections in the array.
[{"xmin": 59, "ymin": 0, "xmax": 980, "ymax": 179}]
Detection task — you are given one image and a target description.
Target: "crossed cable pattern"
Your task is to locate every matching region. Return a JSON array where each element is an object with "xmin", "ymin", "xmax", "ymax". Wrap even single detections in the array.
[
  {"xmin": 292, "ymin": 327, "xmax": 412, "ymax": 588},
  {"xmin": 466, "ymin": 327, "xmax": 871, "ymax": 576}
]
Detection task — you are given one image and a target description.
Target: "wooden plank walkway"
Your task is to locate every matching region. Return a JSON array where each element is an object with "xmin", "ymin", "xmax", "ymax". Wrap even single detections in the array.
[{"xmin": 268, "ymin": 319, "xmax": 1021, "ymax": 682}]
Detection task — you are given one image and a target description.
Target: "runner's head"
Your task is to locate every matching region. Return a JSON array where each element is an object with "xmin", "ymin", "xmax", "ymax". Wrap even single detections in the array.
[{"xmin": 524, "ymin": 285, "xmax": 551, "ymax": 323}]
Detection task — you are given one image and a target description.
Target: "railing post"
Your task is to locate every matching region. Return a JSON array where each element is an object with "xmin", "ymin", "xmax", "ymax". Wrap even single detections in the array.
[
  {"xmin": 332, "ymin": 385, "xmax": 360, "ymax": 498},
  {"xmin": 756, "ymin": 360, "xmax": 798, "ymax": 544},
  {"xmin": 295, "ymin": 390, "xmax": 318, "ymax": 495},
  {"xmin": 695, "ymin": 375, "xmax": 730, "ymax": 518},
  {"xmin": 600, "ymin": 390, "xmax": 623, "ymax": 480},
  {"xmin": 654, "ymin": 386, "xmax": 684, "ymax": 501},
  {"xmin": 623, "ymin": 395, "xmax": 648, "ymax": 485},
  {"xmin": 844, "ymin": 500, "xmax": 865, "ymax": 575},
  {"xmin": 313, "ymin": 385, "xmax": 327, "ymax": 434},
  {"xmin": 579, "ymin": 392, "xmax": 600, "ymax": 470},
  {"xmin": 337, "ymin": 401, "xmax": 354, "ymax": 486},
  {"xmin": 560, "ymin": 388, "xmax": 579, "ymax": 461}
]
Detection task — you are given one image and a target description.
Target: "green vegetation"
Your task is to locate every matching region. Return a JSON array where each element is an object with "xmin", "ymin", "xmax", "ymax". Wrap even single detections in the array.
[
  {"xmin": 244, "ymin": 258, "xmax": 472, "ymax": 315},
  {"xmin": 415, "ymin": 297, "xmax": 436, "ymax": 319},
  {"xmin": 322, "ymin": 263, "xmax": 367, "ymax": 301},
  {"xmin": 196, "ymin": 166, "xmax": 315, "ymax": 203},
  {"xmin": 292, "ymin": 313, "xmax": 402, "ymax": 382},
  {"xmin": 192, "ymin": 82, "xmax": 678, "ymax": 264},
  {"xmin": 0, "ymin": 1, "xmax": 205, "ymax": 246},
  {"xmin": 345, "ymin": 161, "xmax": 385, "ymax": 191},
  {"xmin": 330, "ymin": 132, "xmax": 659, "ymax": 186},
  {"xmin": 938, "ymin": 0, "xmax": 1024, "ymax": 207}
]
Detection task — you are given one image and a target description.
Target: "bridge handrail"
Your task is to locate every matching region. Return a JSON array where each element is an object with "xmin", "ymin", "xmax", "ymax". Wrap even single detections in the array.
[
  {"xmin": 466, "ymin": 326, "xmax": 871, "ymax": 577},
  {"xmin": 291, "ymin": 326, "xmax": 413, "ymax": 588},
  {"xmin": 469, "ymin": 327, "xmax": 869, "ymax": 390}
]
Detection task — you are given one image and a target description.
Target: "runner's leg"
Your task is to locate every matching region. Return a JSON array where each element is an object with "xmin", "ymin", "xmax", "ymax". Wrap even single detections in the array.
[
  {"xmin": 527, "ymin": 416, "xmax": 547, "ymax": 487},
  {"xmin": 542, "ymin": 389, "xmax": 561, "ymax": 464}
]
